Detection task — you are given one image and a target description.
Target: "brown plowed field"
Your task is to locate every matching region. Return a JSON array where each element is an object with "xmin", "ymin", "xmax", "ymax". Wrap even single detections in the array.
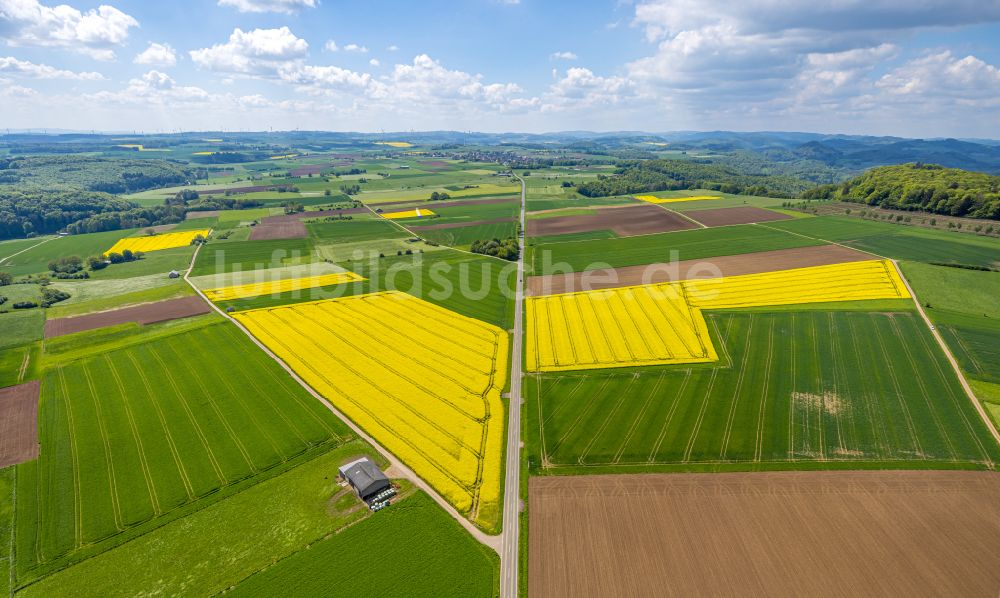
[
  {"xmin": 0, "ymin": 380, "xmax": 41, "ymax": 467},
  {"xmin": 186, "ymin": 210, "xmax": 220, "ymax": 220},
  {"xmin": 408, "ymin": 217, "xmax": 516, "ymax": 231},
  {"xmin": 526, "ymin": 244, "xmax": 872, "ymax": 296},
  {"xmin": 44, "ymin": 296, "xmax": 211, "ymax": 338},
  {"xmin": 527, "ymin": 204, "xmax": 698, "ymax": 237},
  {"xmin": 290, "ymin": 164, "xmax": 328, "ymax": 176},
  {"xmin": 530, "ymin": 471, "xmax": 1000, "ymax": 598},
  {"xmin": 250, "ymin": 208, "xmax": 369, "ymax": 240},
  {"xmin": 685, "ymin": 206, "xmax": 792, "ymax": 226}
]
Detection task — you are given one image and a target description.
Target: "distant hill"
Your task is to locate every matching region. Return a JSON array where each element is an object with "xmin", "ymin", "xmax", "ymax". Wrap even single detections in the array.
[{"xmin": 803, "ymin": 163, "xmax": 1000, "ymax": 220}]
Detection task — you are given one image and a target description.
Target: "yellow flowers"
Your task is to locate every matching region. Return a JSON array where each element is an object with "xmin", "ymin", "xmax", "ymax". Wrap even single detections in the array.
[
  {"xmin": 634, "ymin": 195, "xmax": 722, "ymax": 204},
  {"xmin": 527, "ymin": 260, "xmax": 910, "ymax": 372},
  {"xmin": 381, "ymin": 208, "xmax": 436, "ymax": 220},
  {"xmin": 232, "ymin": 291, "xmax": 507, "ymax": 529},
  {"xmin": 375, "ymin": 141, "xmax": 413, "ymax": 148},
  {"xmin": 684, "ymin": 259, "xmax": 910, "ymax": 309},
  {"xmin": 203, "ymin": 271, "xmax": 364, "ymax": 301},
  {"xmin": 527, "ymin": 283, "xmax": 717, "ymax": 372},
  {"xmin": 106, "ymin": 229, "xmax": 210, "ymax": 255}
]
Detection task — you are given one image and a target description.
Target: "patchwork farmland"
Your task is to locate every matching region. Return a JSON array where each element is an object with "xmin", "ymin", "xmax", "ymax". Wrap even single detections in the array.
[{"xmin": 3, "ymin": 132, "xmax": 1000, "ymax": 598}]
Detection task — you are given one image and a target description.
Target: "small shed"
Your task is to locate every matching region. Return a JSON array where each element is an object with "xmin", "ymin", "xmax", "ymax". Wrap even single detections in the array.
[{"xmin": 338, "ymin": 458, "xmax": 390, "ymax": 502}]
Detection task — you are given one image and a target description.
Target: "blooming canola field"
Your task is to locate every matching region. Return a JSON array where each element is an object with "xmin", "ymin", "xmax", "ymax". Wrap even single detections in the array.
[
  {"xmin": 106, "ymin": 229, "xmax": 210, "ymax": 255},
  {"xmin": 232, "ymin": 291, "xmax": 508, "ymax": 529},
  {"xmin": 634, "ymin": 195, "xmax": 721, "ymax": 204},
  {"xmin": 203, "ymin": 271, "xmax": 365, "ymax": 301},
  {"xmin": 527, "ymin": 260, "xmax": 910, "ymax": 372},
  {"xmin": 527, "ymin": 284, "xmax": 717, "ymax": 372},
  {"xmin": 380, "ymin": 208, "xmax": 436, "ymax": 220}
]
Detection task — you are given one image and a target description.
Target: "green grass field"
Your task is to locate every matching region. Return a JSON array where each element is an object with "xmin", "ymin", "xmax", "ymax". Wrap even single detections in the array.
[
  {"xmin": 528, "ymin": 224, "xmax": 825, "ymax": 275},
  {"xmin": 0, "ymin": 343, "xmax": 38, "ymax": 387},
  {"xmin": 307, "ymin": 219, "xmax": 409, "ymax": 244},
  {"xmin": 1, "ymin": 466, "xmax": 12, "ymax": 598},
  {"xmin": 190, "ymin": 238, "xmax": 314, "ymax": 276},
  {"xmin": 15, "ymin": 320, "xmax": 353, "ymax": 583},
  {"xmin": 416, "ymin": 221, "xmax": 518, "ymax": 249},
  {"xmin": 765, "ymin": 216, "xmax": 1000, "ymax": 267},
  {"xmin": 15, "ymin": 443, "xmax": 391, "ymax": 598},
  {"xmin": 218, "ymin": 248, "xmax": 515, "ymax": 328},
  {"xmin": 416, "ymin": 199, "xmax": 519, "ymax": 225},
  {"xmin": 526, "ymin": 310, "xmax": 1000, "ymax": 474},
  {"xmin": 0, "ymin": 231, "xmax": 138, "ymax": 277},
  {"xmin": 227, "ymin": 491, "xmax": 499, "ymax": 598},
  {"xmin": 901, "ymin": 261, "xmax": 1000, "ymax": 386}
]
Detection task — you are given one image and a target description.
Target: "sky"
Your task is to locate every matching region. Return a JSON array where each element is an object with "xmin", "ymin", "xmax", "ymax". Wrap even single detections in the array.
[{"xmin": 2, "ymin": 0, "xmax": 1000, "ymax": 137}]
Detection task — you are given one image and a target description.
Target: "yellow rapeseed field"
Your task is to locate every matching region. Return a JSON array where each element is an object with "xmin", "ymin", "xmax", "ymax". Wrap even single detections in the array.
[
  {"xmin": 233, "ymin": 291, "xmax": 508, "ymax": 529},
  {"xmin": 527, "ymin": 259, "xmax": 910, "ymax": 372},
  {"xmin": 106, "ymin": 229, "xmax": 210, "ymax": 255},
  {"xmin": 684, "ymin": 260, "xmax": 910, "ymax": 309},
  {"xmin": 380, "ymin": 208, "xmax": 436, "ymax": 220},
  {"xmin": 526, "ymin": 283, "xmax": 718, "ymax": 372},
  {"xmin": 203, "ymin": 271, "xmax": 364, "ymax": 301},
  {"xmin": 634, "ymin": 195, "xmax": 722, "ymax": 204},
  {"xmin": 375, "ymin": 141, "xmax": 413, "ymax": 148}
]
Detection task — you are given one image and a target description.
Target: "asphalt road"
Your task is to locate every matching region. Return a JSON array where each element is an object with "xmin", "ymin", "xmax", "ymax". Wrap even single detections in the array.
[{"xmin": 500, "ymin": 174, "xmax": 526, "ymax": 598}]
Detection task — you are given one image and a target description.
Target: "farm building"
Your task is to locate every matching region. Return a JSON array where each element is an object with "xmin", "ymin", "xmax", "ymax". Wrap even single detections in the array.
[{"xmin": 338, "ymin": 458, "xmax": 391, "ymax": 503}]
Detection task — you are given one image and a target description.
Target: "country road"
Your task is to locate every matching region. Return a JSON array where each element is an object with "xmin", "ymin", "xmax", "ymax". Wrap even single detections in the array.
[{"xmin": 500, "ymin": 173, "xmax": 526, "ymax": 598}]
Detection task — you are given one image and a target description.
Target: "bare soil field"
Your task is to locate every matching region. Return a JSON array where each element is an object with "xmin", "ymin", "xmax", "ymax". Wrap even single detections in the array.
[
  {"xmin": 408, "ymin": 217, "xmax": 517, "ymax": 231},
  {"xmin": 44, "ymin": 296, "xmax": 211, "ymax": 338},
  {"xmin": 186, "ymin": 210, "xmax": 220, "ymax": 220},
  {"xmin": 290, "ymin": 164, "xmax": 329, "ymax": 176},
  {"xmin": 0, "ymin": 380, "xmax": 40, "ymax": 467},
  {"xmin": 250, "ymin": 208, "xmax": 370, "ymax": 240},
  {"xmin": 419, "ymin": 160, "xmax": 450, "ymax": 169},
  {"xmin": 530, "ymin": 471, "xmax": 1000, "ymax": 598},
  {"xmin": 526, "ymin": 244, "xmax": 872, "ymax": 295},
  {"xmin": 685, "ymin": 206, "xmax": 793, "ymax": 227},
  {"xmin": 527, "ymin": 204, "xmax": 698, "ymax": 237}
]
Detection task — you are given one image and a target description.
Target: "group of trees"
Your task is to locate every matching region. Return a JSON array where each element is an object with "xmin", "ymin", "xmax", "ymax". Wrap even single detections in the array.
[
  {"xmin": 470, "ymin": 237, "xmax": 519, "ymax": 261},
  {"xmin": 0, "ymin": 156, "xmax": 192, "ymax": 193},
  {"xmin": 801, "ymin": 163, "xmax": 1000, "ymax": 220},
  {"xmin": 575, "ymin": 159, "xmax": 798, "ymax": 199},
  {"xmin": 429, "ymin": 191, "xmax": 451, "ymax": 201},
  {"xmin": 65, "ymin": 205, "xmax": 186, "ymax": 235}
]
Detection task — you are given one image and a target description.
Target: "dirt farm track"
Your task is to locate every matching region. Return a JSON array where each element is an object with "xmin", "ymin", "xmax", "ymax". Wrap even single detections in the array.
[{"xmin": 529, "ymin": 471, "xmax": 1000, "ymax": 598}]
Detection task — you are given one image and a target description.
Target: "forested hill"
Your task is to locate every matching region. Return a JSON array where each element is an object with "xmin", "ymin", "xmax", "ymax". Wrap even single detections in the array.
[
  {"xmin": 0, "ymin": 156, "xmax": 193, "ymax": 193},
  {"xmin": 804, "ymin": 163, "xmax": 1000, "ymax": 220},
  {"xmin": 0, "ymin": 157, "xmax": 195, "ymax": 239},
  {"xmin": 576, "ymin": 158, "xmax": 807, "ymax": 198}
]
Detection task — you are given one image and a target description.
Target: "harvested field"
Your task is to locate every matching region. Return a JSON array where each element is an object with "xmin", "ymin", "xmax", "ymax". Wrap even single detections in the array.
[
  {"xmin": 527, "ymin": 244, "xmax": 873, "ymax": 296},
  {"xmin": 527, "ymin": 204, "xmax": 697, "ymax": 237},
  {"xmin": 685, "ymin": 206, "xmax": 793, "ymax": 226},
  {"xmin": 44, "ymin": 296, "xmax": 211, "ymax": 338},
  {"xmin": 0, "ymin": 380, "xmax": 40, "ymax": 467},
  {"xmin": 408, "ymin": 217, "xmax": 516, "ymax": 231},
  {"xmin": 529, "ymin": 471, "xmax": 1000, "ymax": 598},
  {"xmin": 186, "ymin": 210, "xmax": 219, "ymax": 220}
]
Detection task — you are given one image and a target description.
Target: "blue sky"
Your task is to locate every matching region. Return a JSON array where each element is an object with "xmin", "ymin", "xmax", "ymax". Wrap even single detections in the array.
[{"xmin": 2, "ymin": 0, "xmax": 1000, "ymax": 137}]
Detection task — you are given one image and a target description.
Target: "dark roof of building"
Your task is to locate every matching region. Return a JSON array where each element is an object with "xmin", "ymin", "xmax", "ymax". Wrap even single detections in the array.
[{"xmin": 339, "ymin": 458, "xmax": 388, "ymax": 493}]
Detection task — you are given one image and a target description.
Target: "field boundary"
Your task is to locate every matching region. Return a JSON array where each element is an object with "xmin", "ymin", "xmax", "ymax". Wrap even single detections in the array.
[
  {"xmin": 180, "ymin": 242, "xmax": 502, "ymax": 550},
  {"xmin": 893, "ymin": 259, "xmax": 1000, "ymax": 454}
]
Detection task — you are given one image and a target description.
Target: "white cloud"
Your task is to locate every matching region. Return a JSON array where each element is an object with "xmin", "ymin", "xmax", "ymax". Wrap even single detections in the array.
[
  {"xmin": 0, "ymin": 55, "xmax": 103, "ymax": 79},
  {"xmin": 0, "ymin": 0, "xmax": 138, "ymax": 60},
  {"xmin": 324, "ymin": 40, "xmax": 338, "ymax": 52},
  {"xmin": 134, "ymin": 42, "xmax": 177, "ymax": 67},
  {"xmin": 384, "ymin": 54, "xmax": 535, "ymax": 112},
  {"xmin": 190, "ymin": 27, "xmax": 309, "ymax": 77},
  {"xmin": 280, "ymin": 63, "xmax": 376, "ymax": 93},
  {"xmin": 386, "ymin": 45, "xmax": 399, "ymax": 52},
  {"xmin": 877, "ymin": 51, "xmax": 1000, "ymax": 103},
  {"xmin": 343, "ymin": 43, "xmax": 367, "ymax": 53},
  {"xmin": 543, "ymin": 67, "xmax": 636, "ymax": 112},
  {"xmin": 0, "ymin": 82, "xmax": 36, "ymax": 96},
  {"xmin": 217, "ymin": 0, "xmax": 316, "ymax": 14},
  {"xmin": 369, "ymin": 58, "xmax": 380, "ymax": 66},
  {"xmin": 550, "ymin": 51, "xmax": 577, "ymax": 61}
]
